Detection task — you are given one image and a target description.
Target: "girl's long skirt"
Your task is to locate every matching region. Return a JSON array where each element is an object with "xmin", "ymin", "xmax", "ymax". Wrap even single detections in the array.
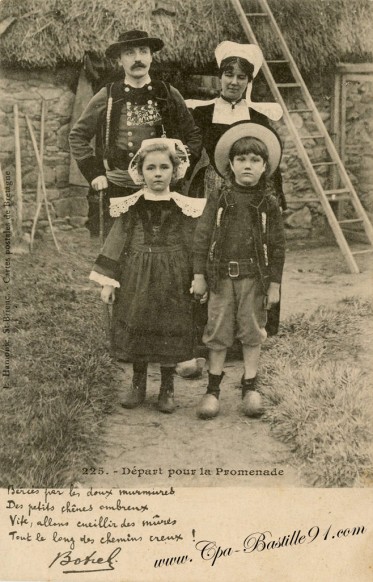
[{"xmin": 111, "ymin": 244, "xmax": 194, "ymax": 364}]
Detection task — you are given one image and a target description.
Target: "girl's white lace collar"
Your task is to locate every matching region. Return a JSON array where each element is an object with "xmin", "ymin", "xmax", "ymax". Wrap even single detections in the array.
[{"xmin": 110, "ymin": 189, "xmax": 206, "ymax": 218}]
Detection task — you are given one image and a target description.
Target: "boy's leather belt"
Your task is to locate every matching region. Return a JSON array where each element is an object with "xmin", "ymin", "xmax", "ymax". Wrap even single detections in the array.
[{"xmin": 220, "ymin": 259, "xmax": 258, "ymax": 279}]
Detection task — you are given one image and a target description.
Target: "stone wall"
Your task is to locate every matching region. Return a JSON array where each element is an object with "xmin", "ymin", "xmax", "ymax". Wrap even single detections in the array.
[
  {"xmin": 342, "ymin": 74, "xmax": 373, "ymax": 215},
  {"xmin": 0, "ymin": 66, "xmax": 371, "ymax": 240},
  {"xmin": 0, "ymin": 66, "xmax": 87, "ymax": 234},
  {"xmin": 271, "ymin": 79, "xmax": 334, "ymax": 240}
]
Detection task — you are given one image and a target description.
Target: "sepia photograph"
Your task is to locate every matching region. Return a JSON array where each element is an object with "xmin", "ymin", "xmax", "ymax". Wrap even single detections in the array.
[{"xmin": 0, "ymin": 0, "xmax": 372, "ymax": 580}]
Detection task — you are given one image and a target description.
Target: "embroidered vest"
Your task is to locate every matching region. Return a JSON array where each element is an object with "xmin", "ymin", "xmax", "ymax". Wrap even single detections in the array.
[{"xmin": 101, "ymin": 80, "xmax": 178, "ymax": 171}]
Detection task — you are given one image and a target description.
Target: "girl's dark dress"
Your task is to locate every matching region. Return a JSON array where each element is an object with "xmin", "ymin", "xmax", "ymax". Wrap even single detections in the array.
[{"xmin": 90, "ymin": 190, "xmax": 206, "ymax": 363}]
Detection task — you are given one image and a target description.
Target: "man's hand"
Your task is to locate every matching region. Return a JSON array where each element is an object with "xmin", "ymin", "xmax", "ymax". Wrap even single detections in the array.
[
  {"xmin": 265, "ymin": 282, "xmax": 280, "ymax": 310},
  {"xmin": 91, "ymin": 175, "xmax": 108, "ymax": 191},
  {"xmin": 101, "ymin": 285, "xmax": 115, "ymax": 304}
]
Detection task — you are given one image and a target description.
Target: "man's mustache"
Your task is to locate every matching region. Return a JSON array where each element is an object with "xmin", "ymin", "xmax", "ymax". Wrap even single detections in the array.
[{"xmin": 131, "ymin": 62, "xmax": 147, "ymax": 69}]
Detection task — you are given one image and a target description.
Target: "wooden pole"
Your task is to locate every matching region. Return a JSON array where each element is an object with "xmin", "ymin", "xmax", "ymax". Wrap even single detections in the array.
[
  {"xmin": 98, "ymin": 190, "xmax": 111, "ymax": 341},
  {"xmin": 13, "ymin": 104, "xmax": 23, "ymax": 236},
  {"xmin": 25, "ymin": 115, "xmax": 60, "ymax": 252},
  {"xmin": 99, "ymin": 189, "xmax": 104, "ymax": 245},
  {"xmin": 30, "ymin": 100, "xmax": 46, "ymax": 251},
  {"xmin": 331, "ymin": 72, "xmax": 341, "ymax": 219}
]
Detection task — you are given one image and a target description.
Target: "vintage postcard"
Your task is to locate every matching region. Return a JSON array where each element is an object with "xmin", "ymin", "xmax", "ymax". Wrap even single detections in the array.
[{"xmin": 1, "ymin": 0, "xmax": 372, "ymax": 580}]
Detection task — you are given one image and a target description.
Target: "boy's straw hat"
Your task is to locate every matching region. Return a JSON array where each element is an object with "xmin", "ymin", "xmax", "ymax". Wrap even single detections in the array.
[{"xmin": 214, "ymin": 122, "xmax": 282, "ymax": 178}]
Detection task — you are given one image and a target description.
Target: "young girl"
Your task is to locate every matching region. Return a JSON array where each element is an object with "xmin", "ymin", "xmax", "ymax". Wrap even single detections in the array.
[
  {"xmin": 90, "ymin": 138, "xmax": 206, "ymax": 413},
  {"xmin": 193, "ymin": 122, "xmax": 285, "ymax": 419}
]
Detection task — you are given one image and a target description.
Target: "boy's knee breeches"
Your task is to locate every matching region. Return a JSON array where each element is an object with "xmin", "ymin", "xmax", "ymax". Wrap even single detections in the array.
[{"xmin": 202, "ymin": 277, "xmax": 267, "ymax": 350}]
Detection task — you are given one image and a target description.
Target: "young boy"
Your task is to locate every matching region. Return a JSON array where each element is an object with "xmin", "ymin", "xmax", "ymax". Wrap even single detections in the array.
[{"xmin": 192, "ymin": 122, "xmax": 285, "ymax": 419}]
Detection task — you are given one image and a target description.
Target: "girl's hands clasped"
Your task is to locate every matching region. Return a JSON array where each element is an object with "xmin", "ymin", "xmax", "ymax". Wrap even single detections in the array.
[{"xmin": 101, "ymin": 285, "xmax": 115, "ymax": 304}]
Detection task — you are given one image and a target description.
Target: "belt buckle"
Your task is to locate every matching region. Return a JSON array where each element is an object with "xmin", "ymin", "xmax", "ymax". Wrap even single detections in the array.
[{"xmin": 228, "ymin": 261, "xmax": 239, "ymax": 278}]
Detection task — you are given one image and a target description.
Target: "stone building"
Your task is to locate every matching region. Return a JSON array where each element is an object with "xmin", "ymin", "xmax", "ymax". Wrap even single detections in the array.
[{"xmin": 0, "ymin": 0, "xmax": 372, "ymax": 239}]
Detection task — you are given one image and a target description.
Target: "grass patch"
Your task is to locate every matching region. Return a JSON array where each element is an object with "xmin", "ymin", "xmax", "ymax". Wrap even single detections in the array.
[
  {"xmin": 1, "ymin": 231, "xmax": 372, "ymax": 488},
  {"xmin": 260, "ymin": 299, "xmax": 373, "ymax": 487},
  {"xmin": 0, "ymin": 233, "xmax": 117, "ymax": 487}
]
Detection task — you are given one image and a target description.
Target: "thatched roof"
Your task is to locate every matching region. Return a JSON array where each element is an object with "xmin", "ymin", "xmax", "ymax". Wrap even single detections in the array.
[{"xmin": 0, "ymin": 0, "xmax": 372, "ymax": 74}]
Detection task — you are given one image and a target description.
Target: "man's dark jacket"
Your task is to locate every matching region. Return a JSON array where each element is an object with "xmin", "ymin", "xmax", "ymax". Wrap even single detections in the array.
[{"xmin": 69, "ymin": 79, "xmax": 202, "ymax": 185}]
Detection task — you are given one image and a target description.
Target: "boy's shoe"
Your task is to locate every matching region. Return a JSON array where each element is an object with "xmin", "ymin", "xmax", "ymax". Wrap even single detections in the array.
[
  {"xmin": 157, "ymin": 366, "xmax": 176, "ymax": 413},
  {"xmin": 197, "ymin": 371, "xmax": 224, "ymax": 419},
  {"xmin": 121, "ymin": 364, "xmax": 147, "ymax": 409},
  {"xmin": 242, "ymin": 391, "xmax": 263, "ymax": 417},
  {"xmin": 197, "ymin": 393, "xmax": 220, "ymax": 419},
  {"xmin": 241, "ymin": 376, "xmax": 263, "ymax": 418}
]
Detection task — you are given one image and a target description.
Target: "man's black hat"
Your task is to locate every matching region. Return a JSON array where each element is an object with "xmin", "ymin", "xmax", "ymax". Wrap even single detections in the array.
[{"xmin": 106, "ymin": 30, "xmax": 164, "ymax": 58}]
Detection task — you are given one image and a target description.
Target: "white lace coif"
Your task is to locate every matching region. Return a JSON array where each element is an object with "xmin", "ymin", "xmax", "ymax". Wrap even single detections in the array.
[{"xmin": 128, "ymin": 138, "xmax": 190, "ymax": 185}]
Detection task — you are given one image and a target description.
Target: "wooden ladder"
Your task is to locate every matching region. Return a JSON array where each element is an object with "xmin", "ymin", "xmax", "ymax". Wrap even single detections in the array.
[{"xmin": 230, "ymin": 0, "xmax": 373, "ymax": 273}]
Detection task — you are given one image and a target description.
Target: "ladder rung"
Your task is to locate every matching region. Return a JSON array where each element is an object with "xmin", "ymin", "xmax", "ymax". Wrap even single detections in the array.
[
  {"xmin": 330, "ymin": 196, "xmax": 351, "ymax": 202},
  {"xmin": 245, "ymin": 12, "xmax": 267, "ymax": 16},
  {"xmin": 288, "ymin": 196, "xmax": 350, "ymax": 204},
  {"xmin": 288, "ymin": 108, "xmax": 313, "ymax": 113},
  {"xmin": 339, "ymin": 219, "xmax": 363, "ymax": 224},
  {"xmin": 300, "ymin": 134, "xmax": 324, "ymax": 139},
  {"xmin": 266, "ymin": 60, "xmax": 289, "ymax": 64},
  {"xmin": 351, "ymin": 249, "xmax": 373, "ymax": 255},
  {"xmin": 312, "ymin": 161, "xmax": 337, "ymax": 166},
  {"xmin": 324, "ymin": 188, "xmax": 350, "ymax": 196},
  {"xmin": 277, "ymin": 83, "xmax": 301, "ymax": 87},
  {"xmin": 287, "ymin": 198, "xmax": 319, "ymax": 204}
]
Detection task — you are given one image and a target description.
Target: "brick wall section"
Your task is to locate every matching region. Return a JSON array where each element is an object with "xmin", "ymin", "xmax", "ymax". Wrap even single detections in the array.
[{"xmin": 0, "ymin": 66, "xmax": 86, "ymax": 233}]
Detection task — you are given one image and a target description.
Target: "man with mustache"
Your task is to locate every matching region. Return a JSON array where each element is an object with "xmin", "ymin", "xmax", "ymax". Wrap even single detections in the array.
[{"xmin": 69, "ymin": 30, "xmax": 202, "ymax": 235}]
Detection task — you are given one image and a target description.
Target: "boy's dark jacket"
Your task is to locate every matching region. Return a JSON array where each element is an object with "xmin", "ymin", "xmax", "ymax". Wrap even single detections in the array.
[{"xmin": 193, "ymin": 180, "xmax": 285, "ymax": 293}]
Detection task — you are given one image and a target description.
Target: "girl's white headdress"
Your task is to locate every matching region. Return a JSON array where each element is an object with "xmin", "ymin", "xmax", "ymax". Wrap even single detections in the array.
[{"xmin": 128, "ymin": 137, "xmax": 190, "ymax": 185}]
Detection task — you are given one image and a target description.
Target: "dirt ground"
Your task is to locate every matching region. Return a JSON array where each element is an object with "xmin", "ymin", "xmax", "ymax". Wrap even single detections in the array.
[{"xmin": 83, "ymin": 240, "xmax": 373, "ymax": 489}]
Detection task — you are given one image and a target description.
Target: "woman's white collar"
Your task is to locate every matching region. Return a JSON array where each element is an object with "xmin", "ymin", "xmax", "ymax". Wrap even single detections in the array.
[{"xmin": 186, "ymin": 93, "xmax": 283, "ymax": 123}]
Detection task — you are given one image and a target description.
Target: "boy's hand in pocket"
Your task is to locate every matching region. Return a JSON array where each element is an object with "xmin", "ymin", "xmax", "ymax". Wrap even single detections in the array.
[{"xmin": 265, "ymin": 282, "xmax": 280, "ymax": 309}]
